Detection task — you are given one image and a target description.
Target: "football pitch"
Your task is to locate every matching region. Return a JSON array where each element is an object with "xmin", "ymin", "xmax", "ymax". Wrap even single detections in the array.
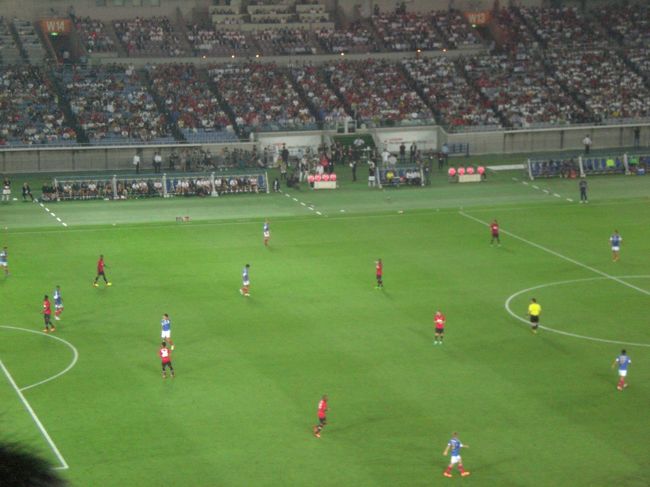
[{"xmin": 1, "ymin": 168, "xmax": 649, "ymax": 487}]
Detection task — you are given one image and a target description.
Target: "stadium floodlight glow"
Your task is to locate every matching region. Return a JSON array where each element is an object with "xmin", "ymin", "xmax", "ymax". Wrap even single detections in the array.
[
  {"xmin": 340, "ymin": 52, "xmax": 345, "ymax": 56},
  {"xmin": 255, "ymin": 53, "xmax": 260, "ymax": 58},
  {"xmin": 231, "ymin": 54, "xmax": 235, "ymax": 59}
]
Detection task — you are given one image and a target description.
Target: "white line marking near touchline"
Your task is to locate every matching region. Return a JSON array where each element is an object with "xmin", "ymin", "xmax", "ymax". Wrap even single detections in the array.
[
  {"xmin": 0, "ymin": 360, "xmax": 69, "ymax": 469},
  {"xmin": 459, "ymin": 211, "xmax": 650, "ymax": 297},
  {"xmin": 0, "ymin": 326, "xmax": 80, "ymax": 392},
  {"xmin": 0, "ymin": 326, "xmax": 78, "ymax": 470},
  {"xmin": 505, "ymin": 276, "xmax": 650, "ymax": 347},
  {"xmin": 34, "ymin": 200, "xmax": 68, "ymax": 228}
]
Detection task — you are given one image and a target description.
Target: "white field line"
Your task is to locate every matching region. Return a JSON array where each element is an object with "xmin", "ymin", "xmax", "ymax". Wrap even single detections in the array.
[
  {"xmin": 532, "ymin": 185, "xmax": 539, "ymax": 190},
  {"xmin": 504, "ymin": 277, "xmax": 650, "ymax": 348},
  {"xmin": 0, "ymin": 326, "xmax": 79, "ymax": 469},
  {"xmin": 0, "ymin": 326, "xmax": 80, "ymax": 392},
  {"xmin": 34, "ymin": 200, "xmax": 67, "ymax": 228},
  {"xmin": 459, "ymin": 211, "xmax": 650, "ymax": 297},
  {"xmin": 0, "ymin": 360, "xmax": 69, "ymax": 469}
]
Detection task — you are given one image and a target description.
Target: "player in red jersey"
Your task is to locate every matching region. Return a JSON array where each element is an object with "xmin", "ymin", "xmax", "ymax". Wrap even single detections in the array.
[
  {"xmin": 159, "ymin": 341, "xmax": 175, "ymax": 379},
  {"xmin": 434, "ymin": 309, "xmax": 446, "ymax": 345},
  {"xmin": 93, "ymin": 254, "xmax": 112, "ymax": 287},
  {"xmin": 313, "ymin": 394, "xmax": 328, "ymax": 438},
  {"xmin": 375, "ymin": 258, "xmax": 383, "ymax": 289},
  {"xmin": 490, "ymin": 219, "xmax": 500, "ymax": 246},
  {"xmin": 42, "ymin": 295, "xmax": 55, "ymax": 333}
]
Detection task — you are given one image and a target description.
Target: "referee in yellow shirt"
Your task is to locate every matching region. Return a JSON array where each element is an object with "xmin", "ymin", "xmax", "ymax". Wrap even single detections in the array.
[{"xmin": 528, "ymin": 298, "xmax": 541, "ymax": 334}]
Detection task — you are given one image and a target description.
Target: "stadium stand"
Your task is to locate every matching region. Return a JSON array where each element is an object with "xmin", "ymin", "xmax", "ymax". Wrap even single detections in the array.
[
  {"xmin": 209, "ymin": 62, "xmax": 316, "ymax": 132},
  {"xmin": 147, "ymin": 63, "xmax": 237, "ymax": 143},
  {"xmin": 253, "ymin": 27, "xmax": 316, "ymax": 55},
  {"xmin": 463, "ymin": 52, "xmax": 588, "ymax": 128},
  {"xmin": 402, "ymin": 57, "xmax": 500, "ymax": 130},
  {"xmin": 371, "ymin": 11, "xmax": 445, "ymax": 51},
  {"xmin": 186, "ymin": 23, "xmax": 253, "ymax": 57},
  {"xmin": 12, "ymin": 18, "xmax": 46, "ymax": 63},
  {"xmin": 0, "ymin": 66, "xmax": 76, "ymax": 146},
  {"xmin": 75, "ymin": 17, "xmax": 117, "ymax": 54},
  {"xmin": 315, "ymin": 21, "xmax": 380, "ymax": 54},
  {"xmin": 327, "ymin": 59, "xmax": 433, "ymax": 127},
  {"xmin": 290, "ymin": 64, "xmax": 350, "ymax": 124},
  {"xmin": 0, "ymin": 17, "xmax": 23, "ymax": 64},
  {"xmin": 113, "ymin": 16, "xmax": 188, "ymax": 57},
  {"xmin": 55, "ymin": 65, "xmax": 172, "ymax": 144}
]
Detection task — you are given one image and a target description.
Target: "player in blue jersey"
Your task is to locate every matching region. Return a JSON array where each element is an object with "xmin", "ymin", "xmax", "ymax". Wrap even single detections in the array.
[
  {"xmin": 612, "ymin": 349, "xmax": 631, "ymax": 391},
  {"xmin": 609, "ymin": 230, "xmax": 622, "ymax": 262},
  {"xmin": 161, "ymin": 313, "xmax": 174, "ymax": 350},
  {"xmin": 263, "ymin": 220, "xmax": 270, "ymax": 247},
  {"xmin": 0, "ymin": 246, "xmax": 8, "ymax": 277},
  {"xmin": 443, "ymin": 432, "xmax": 470, "ymax": 478},
  {"xmin": 240, "ymin": 264, "xmax": 250, "ymax": 297},
  {"xmin": 53, "ymin": 285, "xmax": 63, "ymax": 321}
]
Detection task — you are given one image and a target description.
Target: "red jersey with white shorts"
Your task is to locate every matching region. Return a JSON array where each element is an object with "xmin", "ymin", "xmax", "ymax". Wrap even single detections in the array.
[
  {"xmin": 434, "ymin": 312, "xmax": 445, "ymax": 330},
  {"xmin": 318, "ymin": 399, "xmax": 328, "ymax": 419},
  {"xmin": 43, "ymin": 299, "xmax": 51, "ymax": 316},
  {"xmin": 159, "ymin": 347, "xmax": 171, "ymax": 363}
]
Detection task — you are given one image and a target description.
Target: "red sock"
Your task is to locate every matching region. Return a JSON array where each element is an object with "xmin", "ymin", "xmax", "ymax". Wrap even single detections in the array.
[
  {"xmin": 445, "ymin": 466, "xmax": 452, "ymax": 474},
  {"xmin": 55, "ymin": 310, "xmax": 61, "ymax": 317},
  {"xmin": 458, "ymin": 464, "xmax": 466, "ymax": 474},
  {"xmin": 618, "ymin": 378, "xmax": 625, "ymax": 388}
]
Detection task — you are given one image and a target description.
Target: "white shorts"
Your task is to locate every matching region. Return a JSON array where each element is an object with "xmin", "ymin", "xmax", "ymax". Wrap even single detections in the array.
[
  {"xmin": 612, "ymin": 246, "xmax": 620, "ymax": 252},
  {"xmin": 618, "ymin": 370, "xmax": 627, "ymax": 377},
  {"xmin": 264, "ymin": 231, "xmax": 270, "ymax": 238},
  {"xmin": 2, "ymin": 189, "xmax": 10, "ymax": 195},
  {"xmin": 161, "ymin": 330, "xmax": 171, "ymax": 339},
  {"xmin": 55, "ymin": 304, "xmax": 63, "ymax": 310},
  {"xmin": 0, "ymin": 262, "xmax": 6, "ymax": 267},
  {"xmin": 243, "ymin": 280, "xmax": 250, "ymax": 287},
  {"xmin": 450, "ymin": 455, "xmax": 462, "ymax": 465}
]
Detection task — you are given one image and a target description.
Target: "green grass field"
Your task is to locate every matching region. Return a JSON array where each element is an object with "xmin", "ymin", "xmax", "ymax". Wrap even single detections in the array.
[{"xmin": 1, "ymin": 167, "xmax": 649, "ymax": 487}]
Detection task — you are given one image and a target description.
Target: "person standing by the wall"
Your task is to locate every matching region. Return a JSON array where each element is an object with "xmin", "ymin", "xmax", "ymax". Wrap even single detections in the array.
[
  {"xmin": 579, "ymin": 178, "xmax": 588, "ymax": 203},
  {"xmin": 583, "ymin": 134, "xmax": 592, "ymax": 154}
]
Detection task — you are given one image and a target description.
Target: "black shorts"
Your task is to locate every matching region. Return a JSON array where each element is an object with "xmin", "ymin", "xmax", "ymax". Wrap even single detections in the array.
[
  {"xmin": 162, "ymin": 361, "xmax": 173, "ymax": 370},
  {"xmin": 318, "ymin": 416, "xmax": 326, "ymax": 425},
  {"xmin": 530, "ymin": 315, "xmax": 539, "ymax": 323},
  {"xmin": 97, "ymin": 271, "xmax": 105, "ymax": 276},
  {"xmin": 435, "ymin": 328, "xmax": 444, "ymax": 334},
  {"xmin": 44, "ymin": 314, "xmax": 51, "ymax": 324}
]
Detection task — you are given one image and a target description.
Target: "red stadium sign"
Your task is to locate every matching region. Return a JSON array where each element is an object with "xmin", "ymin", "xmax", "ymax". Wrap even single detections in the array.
[
  {"xmin": 463, "ymin": 11, "xmax": 492, "ymax": 26},
  {"xmin": 40, "ymin": 19, "xmax": 72, "ymax": 34}
]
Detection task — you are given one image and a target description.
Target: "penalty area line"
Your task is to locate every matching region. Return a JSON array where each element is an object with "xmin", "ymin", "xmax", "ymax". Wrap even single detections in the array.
[
  {"xmin": 458, "ymin": 211, "xmax": 650, "ymax": 297},
  {"xmin": 0, "ymin": 359, "xmax": 69, "ymax": 470}
]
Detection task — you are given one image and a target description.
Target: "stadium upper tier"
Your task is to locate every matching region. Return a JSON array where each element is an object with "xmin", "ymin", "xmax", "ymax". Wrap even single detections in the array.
[{"xmin": 2, "ymin": 5, "xmax": 650, "ymax": 146}]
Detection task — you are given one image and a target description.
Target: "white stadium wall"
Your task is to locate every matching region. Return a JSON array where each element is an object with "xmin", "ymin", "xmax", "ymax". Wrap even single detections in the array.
[{"xmin": 373, "ymin": 127, "xmax": 438, "ymax": 153}]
